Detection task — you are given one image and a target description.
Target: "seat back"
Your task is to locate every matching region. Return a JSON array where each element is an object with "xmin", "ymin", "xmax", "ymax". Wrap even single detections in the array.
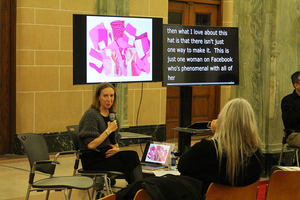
[
  {"xmin": 133, "ymin": 189, "xmax": 152, "ymax": 200},
  {"xmin": 205, "ymin": 178, "xmax": 260, "ymax": 200},
  {"xmin": 282, "ymin": 129, "xmax": 295, "ymax": 144},
  {"xmin": 99, "ymin": 194, "xmax": 116, "ymax": 200},
  {"xmin": 66, "ymin": 125, "xmax": 80, "ymax": 150},
  {"xmin": 265, "ymin": 170, "xmax": 300, "ymax": 200},
  {"xmin": 17, "ymin": 133, "xmax": 55, "ymax": 174}
]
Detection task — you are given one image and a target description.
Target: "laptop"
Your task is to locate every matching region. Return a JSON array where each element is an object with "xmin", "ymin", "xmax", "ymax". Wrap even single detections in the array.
[{"xmin": 141, "ymin": 141, "xmax": 175, "ymax": 170}]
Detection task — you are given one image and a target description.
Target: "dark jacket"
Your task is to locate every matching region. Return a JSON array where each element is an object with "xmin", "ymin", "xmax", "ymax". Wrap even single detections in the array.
[
  {"xmin": 178, "ymin": 138, "xmax": 263, "ymax": 195},
  {"xmin": 116, "ymin": 174, "xmax": 204, "ymax": 200}
]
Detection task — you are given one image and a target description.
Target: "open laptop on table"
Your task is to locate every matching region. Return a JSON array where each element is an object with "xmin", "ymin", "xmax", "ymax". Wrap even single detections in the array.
[{"xmin": 141, "ymin": 141, "xmax": 175, "ymax": 170}]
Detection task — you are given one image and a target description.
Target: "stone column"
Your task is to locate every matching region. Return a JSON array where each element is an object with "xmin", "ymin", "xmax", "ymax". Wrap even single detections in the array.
[
  {"xmin": 232, "ymin": 0, "xmax": 300, "ymax": 153},
  {"xmin": 94, "ymin": 0, "xmax": 129, "ymax": 128},
  {"xmin": 95, "ymin": 0, "xmax": 129, "ymax": 16}
]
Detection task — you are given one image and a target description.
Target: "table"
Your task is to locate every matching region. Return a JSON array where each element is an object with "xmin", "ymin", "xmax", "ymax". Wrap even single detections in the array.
[
  {"xmin": 172, "ymin": 122, "xmax": 213, "ymax": 156},
  {"xmin": 119, "ymin": 132, "xmax": 152, "ymax": 140},
  {"xmin": 142, "ymin": 168, "xmax": 180, "ymax": 177},
  {"xmin": 119, "ymin": 132, "xmax": 152, "ymax": 146}
]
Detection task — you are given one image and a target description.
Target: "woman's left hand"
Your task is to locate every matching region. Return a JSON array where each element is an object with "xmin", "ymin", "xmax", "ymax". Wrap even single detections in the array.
[{"xmin": 105, "ymin": 144, "xmax": 120, "ymax": 158}]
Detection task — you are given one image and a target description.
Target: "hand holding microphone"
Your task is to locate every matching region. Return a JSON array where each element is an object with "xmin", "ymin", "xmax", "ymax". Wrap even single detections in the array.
[
  {"xmin": 107, "ymin": 113, "xmax": 118, "ymax": 135},
  {"xmin": 109, "ymin": 113, "xmax": 116, "ymax": 121}
]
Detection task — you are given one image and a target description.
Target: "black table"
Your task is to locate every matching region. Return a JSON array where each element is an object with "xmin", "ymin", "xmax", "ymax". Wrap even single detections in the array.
[
  {"xmin": 172, "ymin": 122, "xmax": 213, "ymax": 156},
  {"xmin": 119, "ymin": 132, "xmax": 152, "ymax": 146},
  {"xmin": 119, "ymin": 132, "xmax": 152, "ymax": 140}
]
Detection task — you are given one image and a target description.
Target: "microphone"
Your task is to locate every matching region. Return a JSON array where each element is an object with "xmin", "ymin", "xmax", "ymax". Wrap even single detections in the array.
[{"xmin": 109, "ymin": 113, "xmax": 116, "ymax": 121}]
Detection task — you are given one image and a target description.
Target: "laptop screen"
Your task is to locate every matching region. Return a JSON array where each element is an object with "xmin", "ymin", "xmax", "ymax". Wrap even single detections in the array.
[{"xmin": 141, "ymin": 141, "xmax": 174, "ymax": 166}]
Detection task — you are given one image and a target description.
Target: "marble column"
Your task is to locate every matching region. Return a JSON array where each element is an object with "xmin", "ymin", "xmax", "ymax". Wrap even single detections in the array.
[
  {"xmin": 94, "ymin": 0, "xmax": 129, "ymax": 128},
  {"xmin": 95, "ymin": 0, "xmax": 129, "ymax": 16},
  {"xmin": 232, "ymin": 0, "xmax": 300, "ymax": 153}
]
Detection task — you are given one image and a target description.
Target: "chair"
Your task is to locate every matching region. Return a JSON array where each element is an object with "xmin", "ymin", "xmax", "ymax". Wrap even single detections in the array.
[
  {"xmin": 17, "ymin": 133, "xmax": 95, "ymax": 200},
  {"xmin": 205, "ymin": 178, "xmax": 261, "ymax": 200},
  {"xmin": 133, "ymin": 189, "xmax": 152, "ymax": 200},
  {"xmin": 265, "ymin": 170, "xmax": 300, "ymax": 200},
  {"xmin": 66, "ymin": 125, "xmax": 124, "ymax": 196},
  {"xmin": 98, "ymin": 194, "xmax": 116, "ymax": 200},
  {"xmin": 278, "ymin": 129, "xmax": 300, "ymax": 167}
]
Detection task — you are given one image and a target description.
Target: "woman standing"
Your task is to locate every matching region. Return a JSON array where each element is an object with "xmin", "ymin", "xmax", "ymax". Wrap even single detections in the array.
[
  {"xmin": 78, "ymin": 82, "xmax": 142, "ymax": 184},
  {"xmin": 178, "ymin": 98, "xmax": 264, "ymax": 195}
]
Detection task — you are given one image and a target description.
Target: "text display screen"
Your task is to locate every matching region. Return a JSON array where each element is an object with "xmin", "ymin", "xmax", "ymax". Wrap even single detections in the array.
[{"xmin": 163, "ymin": 24, "xmax": 239, "ymax": 86}]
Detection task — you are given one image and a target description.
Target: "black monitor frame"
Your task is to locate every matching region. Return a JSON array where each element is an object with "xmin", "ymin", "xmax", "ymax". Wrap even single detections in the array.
[
  {"xmin": 162, "ymin": 24, "xmax": 239, "ymax": 87},
  {"xmin": 73, "ymin": 14, "xmax": 163, "ymax": 85}
]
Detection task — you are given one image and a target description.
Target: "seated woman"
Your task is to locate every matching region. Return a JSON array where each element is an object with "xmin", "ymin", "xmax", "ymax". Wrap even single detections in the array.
[
  {"xmin": 178, "ymin": 98, "xmax": 264, "ymax": 195},
  {"xmin": 116, "ymin": 98, "xmax": 263, "ymax": 200},
  {"xmin": 78, "ymin": 82, "xmax": 143, "ymax": 184}
]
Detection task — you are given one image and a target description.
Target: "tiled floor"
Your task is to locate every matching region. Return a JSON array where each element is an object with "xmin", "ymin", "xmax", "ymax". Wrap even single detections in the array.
[{"xmin": 0, "ymin": 134, "xmax": 232, "ymax": 200}]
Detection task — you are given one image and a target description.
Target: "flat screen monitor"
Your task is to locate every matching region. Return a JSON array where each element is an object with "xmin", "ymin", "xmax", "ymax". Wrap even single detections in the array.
[
  {"xmin": 163, "ymin": 24, "xmax": 239, "ymax": 86},
  {"xmin": 73, "ymin": 14, "xmax": 163, "ymax": 85}
]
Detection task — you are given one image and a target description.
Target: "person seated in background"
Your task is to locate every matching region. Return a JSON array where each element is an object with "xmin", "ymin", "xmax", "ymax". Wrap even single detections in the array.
[
  {"xmin": 281, "ymin": 71, "xmax": 300, "ymax": 147},
  {"xmin": 78, "ymin": 82, "xmax": 143, "ymax": 185},
  {"xmin": 178, "ymin": 98, "xmax": 264, "ymax": 196}
]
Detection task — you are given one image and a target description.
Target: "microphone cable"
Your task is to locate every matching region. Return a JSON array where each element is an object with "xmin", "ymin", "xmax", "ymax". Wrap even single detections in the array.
[
  {"xmin": 135, "ymin": 83, "xmax": 160, "ymax": 154},
  {"xmin": 136, "ymin": 83, "xmax": 143, "ymax": 133},
  {"xmin": 135, "ymin": 83, "xmax": 144, "ymax": 154}
]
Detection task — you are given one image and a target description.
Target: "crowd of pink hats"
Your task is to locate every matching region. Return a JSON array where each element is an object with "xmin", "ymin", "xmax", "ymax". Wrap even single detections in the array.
[{"xmin": 88, "ymin": 20, "xmax": 151, "ymax": 77}]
